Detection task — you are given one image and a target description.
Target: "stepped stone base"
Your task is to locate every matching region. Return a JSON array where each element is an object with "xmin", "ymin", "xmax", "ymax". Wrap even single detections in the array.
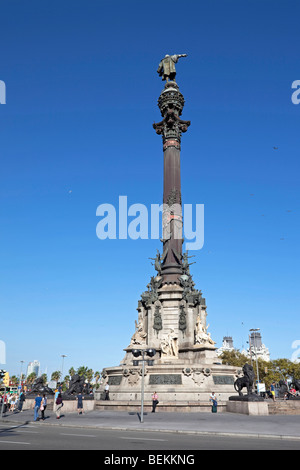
[
  {"xmin": 95, "ymin": 400, "xmax": 227, "ymax": 413},
  {"xmin": 268, "ymin": 400, "xmax": 300, "ymax": 415}
]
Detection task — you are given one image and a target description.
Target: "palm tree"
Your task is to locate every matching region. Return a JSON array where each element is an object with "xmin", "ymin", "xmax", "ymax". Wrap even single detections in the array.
[
  {"xmin": 64, "ymin": 375, "xmax": 70, "ymax": 388},
  {"xmin": 51, "ymin": 371, "xmax": 61, "ymax": 382},
  {"xmin": 10, "ymin": 375, "xmax": 18, "ymax": 386},
  {"xmin": 77, "ymin": 366, "xmax": 88, "ymax": 378},
  {"xmin": 94, "ymin": 371, "xmax": 101, "ymax": 390},
  {"xmin": 27, "ymin": 372, "xmax": 37, "ymax": 386},
  {"xmin": 86, "ymin": 369, "xmax": 94, "ymax": 383},
  {"xmin": 94, "ymin": 371, "xmax": 100, "ymax": 384},
  {"xmin": 69, "ymin": 367, "xmax": 75, "ymax": 377}
]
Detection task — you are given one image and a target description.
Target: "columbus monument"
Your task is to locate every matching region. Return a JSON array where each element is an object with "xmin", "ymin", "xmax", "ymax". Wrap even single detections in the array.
[{"xmin": 99, "ymin": 55, "xmax": 240, "ymax": 409}]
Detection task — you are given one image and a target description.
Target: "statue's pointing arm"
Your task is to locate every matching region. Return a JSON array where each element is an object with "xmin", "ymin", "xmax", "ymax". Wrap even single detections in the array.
[{"xmin": 172, "ymin": 54, "xmax": 188, "ymax": 62}]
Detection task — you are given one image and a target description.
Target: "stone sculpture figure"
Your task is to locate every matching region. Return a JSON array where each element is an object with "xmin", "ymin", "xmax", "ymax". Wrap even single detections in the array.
[
  {"xmin": 141, "ymin": 275, "xmax": 162, "ymax": 306},
  {"xmin": 182, "ymin": 252, "xmax": 195, "ymax": 276},
  {"xmin": 194, "ymin": 314, "xmax": 215, "ymax": 346},
  {"xmin": 157, "ymin": 54, "xmax": 187, "ymax": 82},
  {"xmin": 130, "ymin": 318, "xmax": 147, "ymax": 346},
  {"xmin": 149, "ymin": 249, "xmax": 162, "ymax": 275},
  {"xmin": 161, "ymin": 328, "xmax": 178, "ymax": 357},
  {"xmin": 180, "ymin": 274, "xmax": 195, "ymax": 297}
]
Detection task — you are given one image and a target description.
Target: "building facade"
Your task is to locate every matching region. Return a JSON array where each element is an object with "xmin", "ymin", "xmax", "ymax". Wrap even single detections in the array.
[{"xmin": 26, "ymin": 360, "xmax": 40, "ymax": 378}]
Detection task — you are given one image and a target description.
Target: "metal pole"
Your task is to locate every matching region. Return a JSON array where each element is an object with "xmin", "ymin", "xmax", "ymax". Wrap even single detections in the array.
[
  {"xmin": 250, "ymin": 329, "xmax": 260, "ymax": 392},
  {"xmin": 254, "ymin": 334, "xmax": 260, "ymax": 386},
  {"xmin": 1, "ymin": 386, "xmax": 6, "ymax": 419},
  {"xmin": 249, "ymin": 335, "xmax": 253, "ymax": 366},
  {"xmin": 19, "ymin": 361, "xmax": 24, "ymax": 396},
  {"xmin": 140, "ymin": 351, "xmax": 145, "ymax": 423},
  {"xmin": 61, "ymin": 355, "xmax": 67, "ymax": 383}
]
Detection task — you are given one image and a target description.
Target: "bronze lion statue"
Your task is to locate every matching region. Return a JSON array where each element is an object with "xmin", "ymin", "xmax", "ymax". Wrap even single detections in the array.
[{"xmin": 234, "ymin": 364, "xmax": 255, "ymax": 397}]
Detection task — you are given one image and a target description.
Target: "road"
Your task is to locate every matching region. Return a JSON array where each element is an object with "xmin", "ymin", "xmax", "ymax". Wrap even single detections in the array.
[{"xmin": 0, "ymin": 422, "xmax": 299, "ymax": 451}]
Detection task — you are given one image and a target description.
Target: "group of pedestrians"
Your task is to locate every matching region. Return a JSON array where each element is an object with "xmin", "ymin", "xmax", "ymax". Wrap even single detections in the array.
[
  {"xmin": 33, "ymin": 393, "xmax": 48, "ymax": 421},
  {"xmin": 33, "ymin": 390, "xmax": 62, "ymax": 421},
  {"xmin": 33, "ymin": 390, "xmax": 85, "ymax": 421},
  {"xmin": 0, "ymin": 391, "xmax": 26, "ymax": 414}
]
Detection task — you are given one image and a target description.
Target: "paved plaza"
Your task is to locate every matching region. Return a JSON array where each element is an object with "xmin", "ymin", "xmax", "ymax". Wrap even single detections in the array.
[{"xmin": 1, "ymin": 409, "xmax": 300, "ymax": 442}]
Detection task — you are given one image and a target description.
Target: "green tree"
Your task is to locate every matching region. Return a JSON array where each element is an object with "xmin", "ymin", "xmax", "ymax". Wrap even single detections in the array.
[
  {"xmin": 51, "ymin": 371, "xmax": 61, "ymax": 382},
  {"xmin": 94, "ymin": 371, "xmax": 100, "ymax": 383},
  {"xmin": 76, "ymin": 366, "xmax": 88, "ymax": 378},
  {"xmin": 10, "ymin": 375, "xmax": 18, "ymax": 385},
  {"xmin": 64, "ymin": 375, "xmax": 70, "ymax": 388},
  {"xmin": 26, "ymin": 372, "xmax": 37, "ymax": 386},
  {"xmin": 86, "ymin": 369, "xmax": 94, "ymax": 383},
  {"xmin": 69, "ymin": 367, "xmax": 75, "ymax": 377},
  {"xmin": 220, "ymin": 352, "xmax": 300, "ymax": 389},
  {"xmin": 94, "ymin": 371, "xmax": 101, "ymax": 390},
  {"xmin": 220, "ymin": 350, "xmax": 249, "ymax": 368}
]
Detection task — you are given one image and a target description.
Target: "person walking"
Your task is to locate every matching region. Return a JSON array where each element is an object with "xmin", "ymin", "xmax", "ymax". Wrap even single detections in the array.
[
  {"xmin": 76, "ymin": 392, "xmax": 84, "ymax": 415},
  {"xmin": 40, "ymin": 394, "xmax": 47, "ymax": 421},
  {"xmin": 33, "ymin": 393, "xmax": 42, "ymax": 421},
  {"xmin": 152, "ymin": 391, "xmax": 159, "ymax": 413},
  {"xmin": 270, "ymin": 382, "xmax": 276, "ymax": 402},
  {"xmin": 209, "ymin": 392, "xmax": 218, "ymax": 413},
  {"xmin": 2, "ymin": 393, "xmax": 8, "ymax": 414},
  {"xmin": 18, "ymin": 391, "xmax": 26, "ymax": 412},
  {"xmin": 55, "ymin": 393, "xmax": 63, "ymax": 419},
  {"xmin": 10, "ymin": 394, "xmax": 17, "ymax": 412},
  {"xmin": 7, "ymin": 393, "xmax": 12, "ymax": 411}
]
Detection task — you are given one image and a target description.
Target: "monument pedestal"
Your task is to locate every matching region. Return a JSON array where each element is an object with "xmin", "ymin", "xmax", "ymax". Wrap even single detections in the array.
[
  {"xmin": 227, "ymin": 393, "xmax": 268, "ymax": 415},
  {"xmin": 52, "ymin": 398, "xmax": 95, "ymax": 413},
  {"xmin": 101, "ymin": 355, "xmax": 240, "ymax": 404},
  {"xmin": 227, "ymin": 400, "xmax": 269, "ymax": 415}
]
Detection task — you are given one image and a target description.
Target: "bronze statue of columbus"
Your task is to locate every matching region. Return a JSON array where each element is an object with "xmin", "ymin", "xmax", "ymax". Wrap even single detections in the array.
[{"xmin": 157, "ymin": 54, "xmax": 187, "ymax": 82}]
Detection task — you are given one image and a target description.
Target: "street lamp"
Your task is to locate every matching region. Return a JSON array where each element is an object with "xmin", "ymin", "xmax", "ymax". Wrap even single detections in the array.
[
  {"xmin": 61, "ymin": 355, "xmax": 67, "ymax": 383},
  {"xmin": 19, "ymin": 361, "xmax": 24, "ymax": 395},
  {"xmin": 246, "ymin": 339, "xmax": 253, "ymax": 366},
  {"xmin": 131, "ymin": 348, "xmax": 156, "ymax": 423},
  {"xmin": 250, "ymin": 328, "xmax": 260, "ymax": 391}
]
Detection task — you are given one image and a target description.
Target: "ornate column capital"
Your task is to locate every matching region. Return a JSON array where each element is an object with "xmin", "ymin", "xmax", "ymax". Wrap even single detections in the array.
[{"xmin": 153, "ymin": 81, "xmax": 190, "ymax": 145}]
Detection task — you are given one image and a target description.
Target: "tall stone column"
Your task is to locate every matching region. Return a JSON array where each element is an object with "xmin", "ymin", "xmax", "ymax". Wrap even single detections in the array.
[
  {"xmin": 100, "ymin": 59, "xmax": 240, "ymax": 407},
  {"xmin": 153, "ymin": 81, "xmax": 190, "ymax": 285}
]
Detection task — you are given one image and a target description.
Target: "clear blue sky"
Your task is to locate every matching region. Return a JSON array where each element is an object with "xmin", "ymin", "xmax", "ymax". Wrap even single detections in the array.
[{"xmin": 0, "ymin": 0, "xmax": 299, "ymax": 378}]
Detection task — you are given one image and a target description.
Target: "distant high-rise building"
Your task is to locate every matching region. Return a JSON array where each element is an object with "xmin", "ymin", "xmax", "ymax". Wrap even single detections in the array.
[
  {"xmin": 26, "ymin": 360, "xmax": 40, "ymax": 378},
  {"xmin": 241, "ymin": 331, "xmax": 270, "ymax": 362},
  {"xmin": 216, "ymin": 336, "xmax": 235, "ymax": 356}
]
